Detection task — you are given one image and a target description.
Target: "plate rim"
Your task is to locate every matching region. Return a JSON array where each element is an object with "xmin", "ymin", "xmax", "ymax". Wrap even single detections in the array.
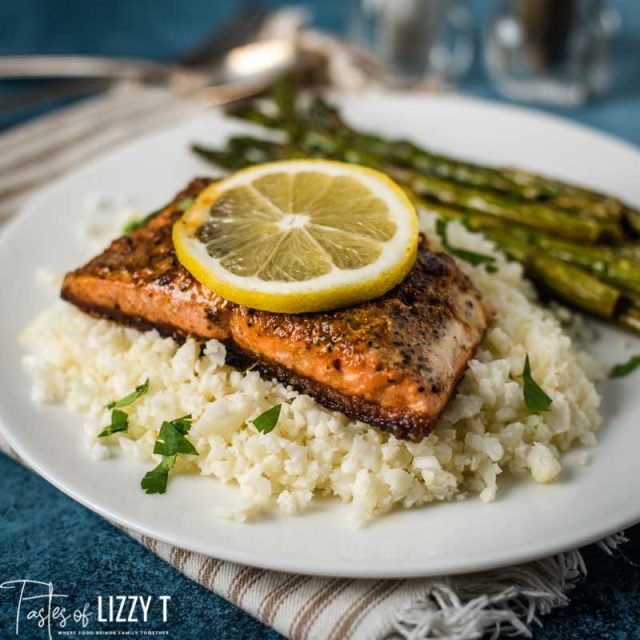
[
  {"xmin": 2, "ymin": 416, "xmax": 639, "ymax": 579},
  {"xmin": 1, "ymin": 91, "xmax": 640, "ymax": 579}
]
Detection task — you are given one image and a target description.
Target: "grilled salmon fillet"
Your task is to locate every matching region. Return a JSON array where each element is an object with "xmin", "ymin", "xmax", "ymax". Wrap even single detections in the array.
[{"xmin": 62, "ymin": 178, "xmax": 489, "ymax": 441}]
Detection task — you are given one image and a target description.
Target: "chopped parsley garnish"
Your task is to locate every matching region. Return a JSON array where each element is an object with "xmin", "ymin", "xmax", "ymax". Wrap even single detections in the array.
[
  {"xmin": 609, "ymin": 354, "xmax": 640, "ymax": 378},
  {"xmin": 141, "ymin": 455, "xmax": 176, "ymax": 495},
  {"xmin": 106, "ymin": 379, "xmax": 150, "ymax": 409},
  {"xmin": 436, "ymin": 219, "xmax": 498, "ymax": 273},
  {"xmin": 522, "ymin": 354, "xmax": 552, "ymax": 413},
  {"xmin": 252, "ymin": 404, "xmax": 282, "ymax": 434},
  {"xmin": 177, "ymin": 197, "xmax": 195, "ymax": 212},
  {"xmin": 242, "ymin": 361, "xmax": 259, "ymax": 376},
  {"xmin": 122, "ymin": 197, "xmax": 195, "ymax": 233},
  {"xmin": 99, "ymin": 380, "xmax": 150, "ymax": 438},
  {"xmin": 122, "ymin": 208, "xmax": 163, "ymax": 234},
  {"xmin": 153, "ymin": 415, "xmax": 198, "ymax": 457},
  {"xmin": 122, "ymin": 220, "xmax": 137, "ymax": 234},
  {"xmin": 97, "ymin": 409, "xmax": 129, "ymax": 438},
  {"xmin": 141, "ymin": 415, "xmax": 199, "ymax": 494}
]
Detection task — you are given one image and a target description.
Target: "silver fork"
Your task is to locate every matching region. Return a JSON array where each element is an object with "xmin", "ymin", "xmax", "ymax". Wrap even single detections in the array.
[{"xmin": 0, "ymin": 2, "xmax": 290, "ymax": 117}]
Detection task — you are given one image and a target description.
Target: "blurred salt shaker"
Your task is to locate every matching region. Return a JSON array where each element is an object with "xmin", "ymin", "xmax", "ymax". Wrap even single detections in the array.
[
  {"xmin": 483, "ymin": 0, "xmax": 619, "ymax": 106},
  {"xmin": 349, "ymin": 0, "xmax": 474, "ymax": 85}
]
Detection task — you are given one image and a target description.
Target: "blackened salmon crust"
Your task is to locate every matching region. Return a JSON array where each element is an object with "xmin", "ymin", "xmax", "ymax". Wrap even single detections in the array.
[{"xmin": 61, "ymin": 178, "xmax": 489, "ymax": 442}]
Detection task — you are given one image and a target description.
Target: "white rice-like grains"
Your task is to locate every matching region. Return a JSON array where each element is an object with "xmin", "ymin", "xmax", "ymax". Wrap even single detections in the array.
[{"xmin": 20, "ymin": 213, "xmax": 604, "ymax": 522}]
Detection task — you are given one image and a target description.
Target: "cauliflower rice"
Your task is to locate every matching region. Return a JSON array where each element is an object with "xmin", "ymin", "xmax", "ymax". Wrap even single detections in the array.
[{"xmin": 20, "ymin": 212, "xmax": 604, "ymax": 522}]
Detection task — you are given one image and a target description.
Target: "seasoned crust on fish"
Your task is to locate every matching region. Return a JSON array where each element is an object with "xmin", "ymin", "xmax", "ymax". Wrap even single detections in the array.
[
  {"xmin": 62, "ymin": 179, "xmax": 234, "ymax": 342},
  {"xmin": 61, "ymin": 178, "xmax": 490, "ymax": 442},
  {"xmin": 231, "ymin": 250, "xmax": 488, "ymax": 440}
]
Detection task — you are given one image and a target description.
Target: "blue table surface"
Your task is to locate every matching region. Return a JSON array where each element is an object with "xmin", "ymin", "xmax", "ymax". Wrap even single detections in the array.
[{"xmin": 1, "ymin": 1, "xmax": 639, "ymax": 638}]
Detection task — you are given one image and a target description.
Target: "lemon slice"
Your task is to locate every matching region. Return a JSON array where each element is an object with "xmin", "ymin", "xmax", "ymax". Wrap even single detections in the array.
[{"xmin": 173, "ymin": 160, "xmax": 418, "ymax": 313}]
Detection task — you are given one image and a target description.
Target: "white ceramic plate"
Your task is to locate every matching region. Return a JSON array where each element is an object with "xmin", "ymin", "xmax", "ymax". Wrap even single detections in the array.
[{"xmin": 1, "ymin": 93, "xmax": 640, "ymax": 579}]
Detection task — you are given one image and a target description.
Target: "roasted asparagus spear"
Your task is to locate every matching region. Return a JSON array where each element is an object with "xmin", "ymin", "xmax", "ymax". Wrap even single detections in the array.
[
  {"xmin": 228, "ymin": 81, "xmax": 637, "ymax": 228},
  {"xmin": 194, "ymin": 135, "xmax": 605, "ymax": 243},
  {"xmin": 526, "ymin": 254, "xmax": 621, "ymax": 319}
]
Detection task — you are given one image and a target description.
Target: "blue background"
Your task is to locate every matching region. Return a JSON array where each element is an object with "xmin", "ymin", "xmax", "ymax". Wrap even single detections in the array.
[{"xmin": 1, "ymin": 1, "xmax": 639, "ymax": 638}]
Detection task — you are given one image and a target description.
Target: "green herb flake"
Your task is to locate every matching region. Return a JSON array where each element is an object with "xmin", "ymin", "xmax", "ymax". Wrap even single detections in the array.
[
  {"xmin": 170, "ymin": 414, "xmax": 194, "ymax": 435},
  {"xmin": 122, "ymin": 218, "xmax": 142, "ymax": 234},
  {"xmin": 106, "ymin": 379, "xmax": 150, "ymax": 410},
  {"xmin": 153, "ymin": 417, "xmax": 198, "ymax": 457},
  {"xmin": 141, "ymin": 415, "xmax": 198, "ymax": 495},
  {"xmin": 252, "ymin": 404, "xmax": 282, "ymax": 434},
  {"xmin": 121, "ymin": 206, "xmax": 164, "ymax": 234},
  {"xmin": 242, "ymin": 361, "xmax": 259, "ymax": 376},
  {"xmin": 177, "ymin": 197, "xmax": 195, "ymax": 211},
  {"xmin": 609, "ymin": 354, "xmax": 640, "ymax": 378},
  {"xmin": 436, "ymin": 219, "xmax": 498, "ymax": 273},
  {"xmin": 141, "ymin": 455, "xmax": 176, "ymax": 495},
  {"xmin": 97, "ymin": 409, "xmax": 129, "ymax": 438},
  {"xmin": 522, "ymin": 354, "xmax": 552, "ymax": 413},
  {"xmin": 122, "ymin": 196, "xmax": 192, "ymax": 234}
]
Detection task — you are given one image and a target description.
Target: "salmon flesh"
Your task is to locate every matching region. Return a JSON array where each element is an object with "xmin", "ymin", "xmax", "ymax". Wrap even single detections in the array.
[{"xmin": 61, "ymin": 178, "xmax": 489, "ymax": 441}]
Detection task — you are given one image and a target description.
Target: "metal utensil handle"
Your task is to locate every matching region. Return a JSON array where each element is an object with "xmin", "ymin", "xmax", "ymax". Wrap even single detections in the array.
[{"xmin": 0, "ymin": 55, "xmax": 179, "ymax": 81}]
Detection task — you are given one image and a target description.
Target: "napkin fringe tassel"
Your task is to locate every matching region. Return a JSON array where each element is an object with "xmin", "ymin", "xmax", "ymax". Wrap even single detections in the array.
[{"xmin": 389, "ymin": 532, "xmax": 627, "ymax": 640}]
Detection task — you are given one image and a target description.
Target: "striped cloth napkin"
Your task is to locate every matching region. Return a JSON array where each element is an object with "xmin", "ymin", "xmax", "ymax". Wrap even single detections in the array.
[{"xmin": 0, "ymin": 86, "xmax": 627, "ymax": 640}]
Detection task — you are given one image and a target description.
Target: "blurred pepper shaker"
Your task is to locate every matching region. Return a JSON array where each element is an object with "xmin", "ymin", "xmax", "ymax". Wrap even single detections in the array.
[
  {"xmin": 349, "ymin": 0, "xmax": 474, "ymax": 85},
  {"xmin": 483, "ymin": 0, "xmax": 617, "ymax": 106}
]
